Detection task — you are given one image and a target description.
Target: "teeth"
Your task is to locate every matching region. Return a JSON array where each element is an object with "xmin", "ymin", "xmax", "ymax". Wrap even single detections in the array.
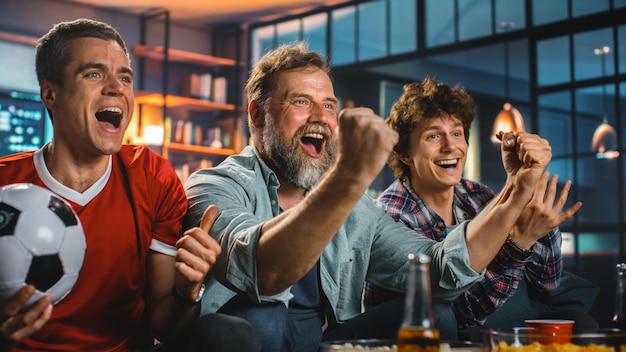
[
  {"xmin": 97, "ymin": 107, "xmax": 122, "ymax": 114},
  {"xmin": 304, "ymin": 133, "xmax": 324, "ymax": 140},
  {"xmin": 435, "ymin": 159, "xmax": 457, "ymax": 166}
]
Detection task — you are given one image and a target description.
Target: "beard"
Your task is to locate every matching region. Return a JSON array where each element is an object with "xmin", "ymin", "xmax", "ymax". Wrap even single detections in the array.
[{"xmin": 262, "ymin": 114, "xmax": 336, "ymax": 190}]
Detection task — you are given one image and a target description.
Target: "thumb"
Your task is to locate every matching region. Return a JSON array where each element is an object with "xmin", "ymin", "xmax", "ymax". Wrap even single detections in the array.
[
  {"xmin": 499, "ymin": 131, "xmax": 517, "ymax": 151},
  {"xmin": 199, "ymin": 204, "xmax": 219, "ymax": 234}
]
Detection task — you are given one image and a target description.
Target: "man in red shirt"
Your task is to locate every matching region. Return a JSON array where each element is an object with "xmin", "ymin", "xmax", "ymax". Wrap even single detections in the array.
[{"xmin": 0, "ymin": 18, "xmax": 259, "ymax": 351}]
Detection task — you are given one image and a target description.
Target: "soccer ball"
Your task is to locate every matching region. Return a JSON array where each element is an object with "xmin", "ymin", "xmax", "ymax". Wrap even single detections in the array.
[{"xmin": 0, "ymin": 183, "xmax": 86, "ymax": 309}]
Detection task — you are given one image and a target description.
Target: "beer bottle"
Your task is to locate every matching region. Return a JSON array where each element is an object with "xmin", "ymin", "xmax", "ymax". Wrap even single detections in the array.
[
  {"xmin": 397, "ymin": 253, "xmax": 440, "ymax": 352},
  {"xmin": 610, "ymin": 263, "xmax": 626, "ymax": 329}
]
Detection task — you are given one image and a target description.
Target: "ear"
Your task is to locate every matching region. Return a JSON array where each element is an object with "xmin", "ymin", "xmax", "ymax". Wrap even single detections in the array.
[
  {"xmin": 40, "ymin": 80, "xmax": 56, "ymax": 108},
  {"xmin": 249, "ymin": 100, "xmax": 265, "ymax": 129},
  {"xmin": 396, "ymin": 152, "xmax": 412, "ymax": 166}
]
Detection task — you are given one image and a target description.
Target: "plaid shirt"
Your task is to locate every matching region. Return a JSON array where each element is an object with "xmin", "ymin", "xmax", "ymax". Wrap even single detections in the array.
[{"xmin": 364, "ymin": 178, "xmax": 562, "ymax": 328}]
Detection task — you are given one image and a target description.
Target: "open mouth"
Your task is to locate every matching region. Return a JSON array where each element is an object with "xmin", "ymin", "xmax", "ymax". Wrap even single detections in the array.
[
  {"xmin": 435, "ymin": 159, "xmax": 458, "ymax": 168},
  {"xmin": 300, "ymin": 132, "xmax": 325, "ymax": 156},
  {"xmin": 95, "ymin": 107, "xmax": 122, "ymax": 128}
]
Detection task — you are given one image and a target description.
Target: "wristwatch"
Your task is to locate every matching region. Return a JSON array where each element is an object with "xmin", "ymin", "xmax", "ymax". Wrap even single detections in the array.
[{"xmin": 172, "ymin": 284, "xmax": 205, "ymax": 306}]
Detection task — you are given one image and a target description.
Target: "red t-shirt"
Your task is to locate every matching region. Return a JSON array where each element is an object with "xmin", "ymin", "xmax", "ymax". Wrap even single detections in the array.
[{"xmin": 0, "ymin": 145, "xmax": 187, "ymax": 351}]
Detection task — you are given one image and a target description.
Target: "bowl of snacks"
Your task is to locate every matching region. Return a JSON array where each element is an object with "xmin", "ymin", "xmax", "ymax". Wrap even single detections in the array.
[
  {"xmin": 319, "ymin": 340, "xmax": 487, "ymax": 352},
  {"xmin": 319, "ymin": 339, "xmax": 396, "ymax": 351},
  {"xmin": 482, "ymin": 327, "xmax": 626, "ymax": 352}
]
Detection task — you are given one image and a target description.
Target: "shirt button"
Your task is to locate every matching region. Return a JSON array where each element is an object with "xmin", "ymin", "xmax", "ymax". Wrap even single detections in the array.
[
  {"xmin": 437, "ymin": 221, "xmax": 444, "ymax": 229},
  {"xmin": 271, "ymin": 199, "xmax": 277, "ymax": 205}
]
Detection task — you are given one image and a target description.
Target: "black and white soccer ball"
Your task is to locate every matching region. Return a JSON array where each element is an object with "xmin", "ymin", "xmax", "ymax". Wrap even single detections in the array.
[{"xmin": 0, "ymin": 183, "xmax": 86, "ymax": 309}]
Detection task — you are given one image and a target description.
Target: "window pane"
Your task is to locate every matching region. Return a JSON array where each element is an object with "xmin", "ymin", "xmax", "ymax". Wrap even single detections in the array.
[
  {"xmin": 508, "ymin": 39, "xmax": 530, "ymax": 102},
  {"xmin": 390, "ymin": 0, "xmax": 416, "ymax": 54},
  {"xmin": 574, "ymin": 28, "xmax": 614, "ymax": 81},
  {"xmin": 425, "ymin": 0, "xmax": 455, "ymax": 47},
  {"xmin": 622, "ymin": 82, "xmax": 626, "ymax": 149},
  {"xmin": 495, "ymin": 0, "xmax": 526, "ymax": 32},
  {"xmin": 579, "ymin": 233, "xmax": 619, "ymax": 254},
  {"xmin": 576, "ymin": 156, "xmax": 619, "ymax": 225},
  {"xmin": 250, "ymin": 25, "xmax": 275, "ymax": 66},
  {"xmin": 537, "ymin": 36, "xmax": 571, "ymax": 86},
  {"xmin": 546, "ymin": 159, "xmax": 575, "ymax": 187},
  {"xmin": 572, "ymin": 0, "xmax": 609, "ymax": 18},
  {"xmin": 618, "ymin": 0, "xmax": 626, "ymax": 8},
  {"xmin": 358, "ymin": 0, "xmax": 386, "ymax": 61},
  {"xmin": 0, "ymin": 41, "xmax": 38, "ymax": 92},
  {"xmin": 620, "ymin": 25, "xmax": 626, "ymax": 75},
  {"xmin": 303, "ymin": 13, "xmax": 328, "ymax": 57},
  {"xmin": 576, "ymin": 85, "xmax": 616, "ymax": 156},
  {"xmin": 459, "ymin": 0, "xmax": 492, "ymax": 41},
  {"xmin": 538, "ymin": 91, "xmax": 572, "ymax": 157},
  {"xmin": 331, "ymin": 6, "xmax": 356, "ymax": 66},
  {"xmin": 532, "ymin": 0, "xmax": 568, "ymax": 26},
  {"xmin": 276, "ymin": 19, "xmax": 301, "ymax": 47}
]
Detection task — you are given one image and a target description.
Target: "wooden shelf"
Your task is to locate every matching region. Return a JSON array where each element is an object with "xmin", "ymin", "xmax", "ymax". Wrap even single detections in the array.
[
  {"xmin": 135, "ymin": 91, "xmax": 236, "ymax": 111},
  {"xmin": 164, "ymin": 142, "xmax": 235, "ymax": 156},
  {"xmin": 133, "ymin": 44, "xmax": 240, "ymax": 67}
]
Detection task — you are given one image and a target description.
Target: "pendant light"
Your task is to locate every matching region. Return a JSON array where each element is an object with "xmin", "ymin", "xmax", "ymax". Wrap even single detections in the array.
[
  {"xmin": 591, "ymin": 46, "xmax": 619, "ymax": 160},
  {"xmin": 492, "ymin": 22, "xmax": 526, "ymax": 143}
]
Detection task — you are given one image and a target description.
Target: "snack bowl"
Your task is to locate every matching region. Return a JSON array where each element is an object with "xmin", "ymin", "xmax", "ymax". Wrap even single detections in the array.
[
  {"xmin": 319, "ymin": 339, "xmax": 396, "ymax": 351},
  {"xmin": 481, "ymin": 327, "xmax": 626, "ymax": 352},
  {"xmin": 319, "ymin": 339, "xmax": 487, "ymax": 352}
]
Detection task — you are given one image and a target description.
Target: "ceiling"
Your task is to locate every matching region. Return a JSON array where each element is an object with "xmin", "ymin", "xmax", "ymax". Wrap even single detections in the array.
[{"xmin": 64, "ymin": 0, "xmax": 352, "ymax": 27}]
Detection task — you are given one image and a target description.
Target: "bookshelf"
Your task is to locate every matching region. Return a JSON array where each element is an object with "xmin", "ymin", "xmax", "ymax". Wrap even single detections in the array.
[{"xmin": 133, "ymin": 11, "xmax": 244, "ymax": 181}]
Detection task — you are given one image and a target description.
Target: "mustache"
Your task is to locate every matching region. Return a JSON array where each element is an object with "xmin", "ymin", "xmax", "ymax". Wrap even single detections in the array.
[{"xmin": 294, "ymin": 123, "xmax": 332, "ymax": 140}]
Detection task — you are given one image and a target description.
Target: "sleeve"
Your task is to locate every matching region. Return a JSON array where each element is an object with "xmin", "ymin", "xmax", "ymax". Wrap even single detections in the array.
[
  {"xmin": 184, "ymin": 168, "xmax": 281, "ymax": 303},
  {"xmin": 149, "ymin": 154, "xmax": 188, "ymax": 248},
  {"xmin": 452, "ymin": 253, "xmax": 526, "ymax": 326},
  {"xmin": 451, "ymin": 227, "xmax": 563, "ymax": 326},
  {"xmin": 367, "ymin": 213, "xmax": 483, "ymax": 302},
  {"xmin": 524, "ymin": 227, "xmax": 563, "ymax": 294}
]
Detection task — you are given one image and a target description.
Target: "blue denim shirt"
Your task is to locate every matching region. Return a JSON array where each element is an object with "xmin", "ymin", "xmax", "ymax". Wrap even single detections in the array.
[{"xmin": 184, "ymin": 146, "xmax": 483, "ymax": 324}]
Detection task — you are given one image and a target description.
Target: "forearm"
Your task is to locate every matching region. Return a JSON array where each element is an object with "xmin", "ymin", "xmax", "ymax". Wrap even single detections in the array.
[
  {"xmin": 465, "ymin": 179, "xmax": 534, "ymax": 272},
  {"xmin": 257, "ymin": 165, "xmax": 369, "ymax": 295},
  {"xmin": 150, "ymin": 293, "xmax": 201, "ymax": 342}
]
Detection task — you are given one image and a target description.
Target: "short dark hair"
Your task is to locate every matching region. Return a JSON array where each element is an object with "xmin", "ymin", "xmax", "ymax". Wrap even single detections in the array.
[
  {"xmin": 36, "ymin": 18, "xmax": 128, "ymax": 87},
  {"xmin": 385, "ymin": 76, "xmax": 475, "ymax": 181}
]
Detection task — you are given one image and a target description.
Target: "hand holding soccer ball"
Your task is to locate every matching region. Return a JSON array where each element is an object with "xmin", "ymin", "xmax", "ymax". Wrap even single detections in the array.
[{"xmin": 0, "ymin": 183, "xmax": 86, "ymax": 309}]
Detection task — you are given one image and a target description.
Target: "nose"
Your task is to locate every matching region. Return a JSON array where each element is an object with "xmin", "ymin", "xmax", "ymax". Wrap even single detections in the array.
[
  {"xmin": 308, "ymin": 101, "xmax": 333, "ymax": 126},
  {"xmin": 103, "ymin": 76, "xmax": 124, "ymax": 95},
  {"xmin": 440, "ymin": 135, "xmax": 453, "ymax": 151}
]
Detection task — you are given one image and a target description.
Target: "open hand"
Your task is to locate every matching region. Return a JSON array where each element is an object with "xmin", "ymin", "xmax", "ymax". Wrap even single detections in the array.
[
  {"xmin": 0, "ymin": 286, "xmax": 52, "ymax": 351},
  {"xmin": 511, "ymin": 172, "xmax": 582, "ymax": 249}
]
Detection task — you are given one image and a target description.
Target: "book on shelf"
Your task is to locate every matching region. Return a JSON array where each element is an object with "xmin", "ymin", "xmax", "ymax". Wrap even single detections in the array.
[
  {"xmin": 181, "ymin": 73, "xmax": 212, "ymax": 100},
  {"xmin": 212, "ymin": 77, "xmax": 227, "ymax": 104}
]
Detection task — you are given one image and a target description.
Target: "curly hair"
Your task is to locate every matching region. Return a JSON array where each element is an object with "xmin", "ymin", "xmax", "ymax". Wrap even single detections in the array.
[
  {"xmin": 245, "ymin": 42, "xmax": 330, "ymax": 136},
  {"xmin": 386, "ymin": 76, "xmax": 475, "ymax": 181}
]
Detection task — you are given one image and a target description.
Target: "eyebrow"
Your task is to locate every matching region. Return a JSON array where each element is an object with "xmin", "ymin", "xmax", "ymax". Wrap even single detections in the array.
[
  {"xmin": 287, "ymin": 93, "xmax": 338, "ymax": 105},
  {"xmin": 75, "ymin": 62, "xmax": 134, "ymax": 78}
]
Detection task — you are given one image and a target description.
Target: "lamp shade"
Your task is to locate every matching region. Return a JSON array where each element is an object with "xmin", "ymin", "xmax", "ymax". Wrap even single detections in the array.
[
  {"xmin": 491, "ymin": 102, "xmax": 526, "ymax": 142},
  {"xmin": 591, "ymin": 120, "xmax": 620, "ymax": 159}
]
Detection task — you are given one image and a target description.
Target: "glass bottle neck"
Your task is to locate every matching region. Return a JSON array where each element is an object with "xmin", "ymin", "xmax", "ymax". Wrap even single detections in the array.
[
  {"xmin": 614, "ymin": 264, "xmax": 626, "ymax": 320},
  {"xmin": 401, "ymin": 256, "xmax": 435, "ymax": 328}
]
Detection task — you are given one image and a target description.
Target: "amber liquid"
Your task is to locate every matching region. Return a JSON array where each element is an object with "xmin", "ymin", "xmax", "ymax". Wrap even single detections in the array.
[{"xmin": 397, "ymin": 327, "xmax": 440, "ymax": 352}]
